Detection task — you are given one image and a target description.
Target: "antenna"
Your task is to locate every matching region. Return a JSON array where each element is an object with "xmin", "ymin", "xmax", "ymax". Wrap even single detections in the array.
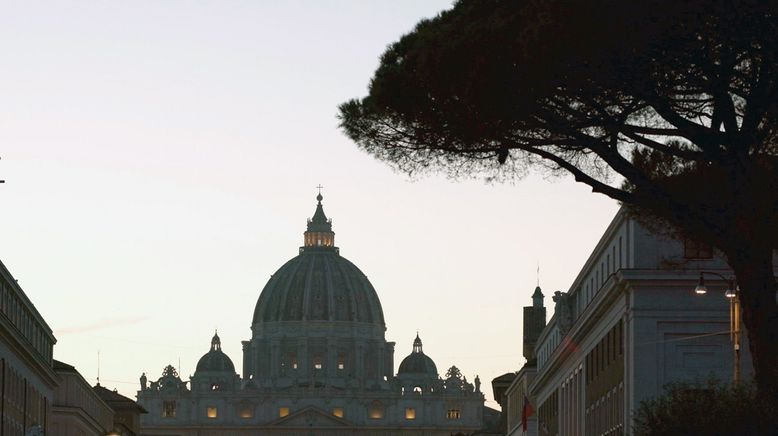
[{"xmin": 536, "ymin": 261, "xmax": 540, "ymax": 287}]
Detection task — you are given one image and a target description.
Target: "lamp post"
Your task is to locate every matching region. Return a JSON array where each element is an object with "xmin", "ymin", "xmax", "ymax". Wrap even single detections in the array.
[{"xmin": 694, "ymin": 271, "xmax": 741, "ymax": 383}]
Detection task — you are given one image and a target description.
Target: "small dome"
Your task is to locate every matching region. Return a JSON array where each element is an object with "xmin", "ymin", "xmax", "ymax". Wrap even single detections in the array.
[
  {"xmin": 195, "ymin": 332, "xmax": 235, "ymax": 373},
  {"xmin": 398, "ymin": 334, "xmax": 437, "ymax": 376}
]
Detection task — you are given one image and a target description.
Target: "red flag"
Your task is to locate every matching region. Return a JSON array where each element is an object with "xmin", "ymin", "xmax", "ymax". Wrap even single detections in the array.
[{"xmin": 521, "ymin": 394, "xmax": 535, "ymax": 432}]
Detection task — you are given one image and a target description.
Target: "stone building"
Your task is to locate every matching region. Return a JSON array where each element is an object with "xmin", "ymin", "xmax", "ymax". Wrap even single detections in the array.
[
  {"xmin": 93, "ymin": 384, "xmax": 148, "ymax": 436},
  {"xmin": 50, "ymin": 360, "xmax": 114, "ymax": 435},
  {"xmin": 0, "ymin": 259, "xmax": 57, "ymax": 435},
  {"xmin": 500, "ymin": 285, "xmax": 546, "ymax": 436},
  {"xmin": 503, "ymin": 208, "xmax": 772, "ymax": 436},
  {"xmin": 137, "ymin": 194, "xmax": 485, "ymax": 435},
  {"xmin": 2, "ymin": 257, "xmax": 147, "ymax": 436}
]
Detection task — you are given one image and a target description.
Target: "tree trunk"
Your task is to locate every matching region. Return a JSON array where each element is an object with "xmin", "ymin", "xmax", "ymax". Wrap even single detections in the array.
[{"xmin": 726, "ymin": 244, "xmax": 778, "ymax": 398}]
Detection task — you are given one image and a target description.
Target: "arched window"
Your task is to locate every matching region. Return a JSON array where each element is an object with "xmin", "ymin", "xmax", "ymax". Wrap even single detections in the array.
[
  {"xmin": 239, "ymin": 404, "xmax": 253, "ymax": 419},
  {"xmin": 368, "ymin": 401, "xmax": 385, "ymax": 419}
]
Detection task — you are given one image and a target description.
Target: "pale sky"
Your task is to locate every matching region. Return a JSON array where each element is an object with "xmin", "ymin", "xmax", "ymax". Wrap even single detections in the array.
[{"xmin": 0, "ymin": 1, "xmax": 619, "ymax": 409}]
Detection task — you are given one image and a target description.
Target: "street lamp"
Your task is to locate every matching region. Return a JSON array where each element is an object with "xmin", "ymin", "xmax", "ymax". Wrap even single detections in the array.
[{"xmin": 694, "ymin": 271, "xmax": 741, "ymax": 383}]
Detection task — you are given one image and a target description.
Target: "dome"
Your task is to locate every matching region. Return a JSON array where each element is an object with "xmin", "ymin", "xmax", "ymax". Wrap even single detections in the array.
[
  {"xmin": 195, "ymin": 332, "xmax": 236, "ymax": 373},
  {"xmin": 398, "ymin": 334, "xmax": 438, "ymax": 376},
  {"xmin": 252, "ymin": 194, "xmax": 385, "ymax": 326}
]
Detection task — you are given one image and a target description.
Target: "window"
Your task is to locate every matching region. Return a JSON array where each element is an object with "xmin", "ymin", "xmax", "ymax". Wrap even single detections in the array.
[
  {"xmin": 210, "ymin": 383, "xmax": 220, "ymax": 391},
  {"xmin": 684, "ymin": 239, "xmax": 713, "ymax": 259},
  {"xmin": 162, "ymin": 401, "xmax": 176, "ymax": 418},
  {"xmin": 289, "ymin": 354, "xmax": 298, "ymax": 370},
  {"xmin": 239, "ymin": 405, "xmax": 253, "ymax": 418},
  {"xmin": 611, "ymin": 246, "xmax": 616, "ymax": 272},
  {"xmin": 368, "ymin": 402, "xmax": 385, "ymax": 419},
  {"xmin": 332, "ymin": 407, "xmax": 344, "ymax": 418},
  {"xmin": 447, "ymin": 409, "xmax": 461, "ymax": 420},
  {"xmin": 405, "ymin": 407, "xmax": 416, "ymax": 420},
  {"xmin": 337, "ymin": 355, "xmax": 345, "ymax": 370},
  {"xmin": 279, "ymin": 407, "xmax": 290, "ymax": 418},
  {"xmin": 413, "ymin": 386, "xmax": 422, "ymax": 395},
  {"xmin": 206, "ymin": 407, "xmax": 217, "ymax": 419},
  {"xmin": 313, "ymin": 355, "xmax": 322, "ymax": 370}
]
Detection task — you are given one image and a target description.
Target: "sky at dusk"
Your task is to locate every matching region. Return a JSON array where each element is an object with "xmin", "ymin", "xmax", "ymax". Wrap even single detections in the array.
[{"xmin": 0, "ymin": 1, "xmax": 619, "ymax": 408}]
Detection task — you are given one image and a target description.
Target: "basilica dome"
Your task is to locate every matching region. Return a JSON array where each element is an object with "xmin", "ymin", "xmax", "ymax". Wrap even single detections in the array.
[
  {"xmin": 195, "ymin": 332, "xmax": 235, "ymax": 373},
  {"xmin": 398, "ymin": 334, "xmax": 438, "ymax": 376},
  {"xmin": 252, "ymin": 194, "xmax": 385, "ymax": 327}
]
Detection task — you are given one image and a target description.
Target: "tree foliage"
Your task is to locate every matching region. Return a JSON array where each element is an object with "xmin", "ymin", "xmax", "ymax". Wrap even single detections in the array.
[
  {"xmin": 633, "ymin": 380, "xmax": 777, "ymax": 436},
  {"xmin": 340, "ymin": 0, "xmax": 778, "ymax": 395}
]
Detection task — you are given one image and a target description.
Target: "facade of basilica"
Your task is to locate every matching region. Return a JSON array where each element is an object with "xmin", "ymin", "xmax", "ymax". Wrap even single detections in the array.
[{"xmin": 136, "ymin": 194, "xmax": 485, "ymax": 435}]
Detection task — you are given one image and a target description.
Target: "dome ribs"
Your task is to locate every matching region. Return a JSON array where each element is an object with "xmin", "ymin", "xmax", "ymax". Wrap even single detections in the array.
[
  {"xmin": 334, "ymin": 256, "xmax": 362, "ymax": 323},
  {"xmin": 277, "ymin": 259, "xmax": 302, "ymax": 322},
  {"xmin": 252, "ymin": 251, "xmax": 385, "ymax": 327},
  {"xmin": 322, "ymin": 254, "xmax": 336, "ymax": 322},
  {"xmin": 301, "ymin": 254, "xmax": 316, "ymax": 321}
]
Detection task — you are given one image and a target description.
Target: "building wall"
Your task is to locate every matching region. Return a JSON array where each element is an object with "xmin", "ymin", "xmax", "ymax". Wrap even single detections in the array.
[
  {"xmin": 0, "ymin": 260, "xmax": 58, "ymax": 435},
  {"xmin": 625, "ymin": 272, "xmax": 753, "ymax": 413},
  {"xmin": 244, "ymin": 321, "xmax": 395, "ymax": 391},
  {"xmin": 139, "ymin": 389, "xmax": 482, "ymax": 433},
  {"xmin": 51, "ymin": 368, "xmax": 114, "ymax": 436},
  {"xmin": 524, "ymin": 209, "xmax": 760, "ymax": 435},
  {"xmin": 504, "ymin": 366, "xmax": 536, "ymax": 436}
]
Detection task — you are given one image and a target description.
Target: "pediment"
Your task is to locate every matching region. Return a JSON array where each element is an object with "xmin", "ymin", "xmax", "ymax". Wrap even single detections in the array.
[{"xmin": 269, "ymin": 406, "xmax": 353, "ymax": 428}]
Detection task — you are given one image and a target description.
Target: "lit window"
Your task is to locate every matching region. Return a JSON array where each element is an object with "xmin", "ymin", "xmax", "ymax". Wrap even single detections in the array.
[
  {"xmin": 211, "ymin": 383, "xmax": 220, "ymax": 391},
  {"xmin": 289, "ymin": 354, "xmax": 298, "ymax": 370},
  {"xmin": 405, "ymin": 407, "xmax": 416, "ymax": 420},
  {"xmin": 368, "ymin": 403, "xmax": 385, "ymax": 419},
  {"xmin": 239, "ymin": 405, "xmax": 253, "ymax": 418},
  {"xmin": 162, "ymin": 401, "xmax": 176, "ymax": 418},
  {"xmin": 337, "ymin": 355, "xmax": 345, "ymax": 370},
  {"xmin": 279, "ymin": 407, "xmax": 290, "ymax": 418},
  {"xmin": 447, "ymin": 409, "xmax": 461, "ymax": 419},
  {"xmin": 332, "ymin": 407, "xmax": 344, "ymax": 418},
  {"xmin": 413, "ymin": 386, "xmax": 422, "ymax": 395},
  {"xmin": 313, "ymin": 355, "xmax": 322, "ymax": 370},
  {"xmin": 207, "ymin": 407, "xmax": 217, "ymax": 419}
]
